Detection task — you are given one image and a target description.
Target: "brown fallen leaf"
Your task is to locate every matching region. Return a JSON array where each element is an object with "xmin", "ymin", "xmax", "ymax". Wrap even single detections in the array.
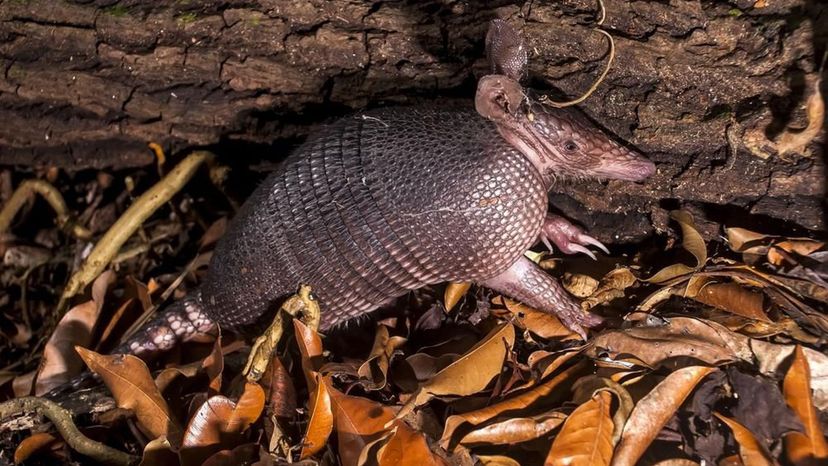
[
  {"xmin": 612, "ymin": 366, "xmax": 717, "ymax": 466},
  {"xmin": 495, "ymin": 297, "xmax": 578, "ymax": 340},
  {"xmin": 477, "ymin": 455, "xmax": 522, "ymax": 466},
  {"xmin": 399, "ymin": 323, "xmax": 516, "ymax": 418},
  {"xmin": 75, "ymin": 346, "xmax": 182, "ymax": 445},
  {"xmin": 751, "ymin": 340, "xmax": 828, "ymax": 411},
  {"xmin": 441, "ymin": 361, "xmax": 585, "ymax": 449},
  {"xmin": 589, "ymin": 317, "xmax": 752, "ymax": 368},
  {"xmin": 713, "ymin": 412, "xmax": 774, "ymax": 466},
  {"xmin": 139, "ymin": 436, "xmax": 178, "ymax": 466},
  {"xmin": 14, "ymin": 432, "xmax": 64, "ymax": 464},
  {"xmin": 688, "ymin": 279, "xmax": 770, "ymax": 323},
  {"xmin": 260, "ymin": 354, "xmax": 297, "ymax": 419},
  {"xmin": 445, "ymin": 282, "xmax": 471, "ymax": 312},
  {"xmin": 226, "ymin": 382, "xmax": 265, "ymax": 433},
  {"xmin": 783, "ymin": 345, "xmax": 828, "ymax": 465},
  {"xmin": 374, "ymin": 423, "xmax": 448, "ymax": 466},
  {"xmin": 325, "ymin": 379, "xmax": 396, "ymax": 466},
  {"xmin": 300, "ymin": 373, "xmax": 334, "ymax": 459},
  {"xmin": 35, "ymin": 270, "xmax": 114, "ymax": 395},
  {"xmin": 201, "ymin": 443, "xmax": 259, "ymax": 466},
  {"xmin": 646, "ymin": 210, "xmax": 707, "ymax": 284},
  {"xmin": 458, "ymin": 411, "xmax": 567, "ymax": 446},
  {"xmin": 546, "ymin": 391, "xmax": 614, "ymax": 466},
  {"xmin": 180, "ymin": 397, "xmax": 236, "ymax": 466},
  {"xmin": 202, "ymin": 332, "xmax": 224, "ymax": 395},
  {"xmin": 294, "ymin": 319, "xmax": 324, "ymax": 390}
]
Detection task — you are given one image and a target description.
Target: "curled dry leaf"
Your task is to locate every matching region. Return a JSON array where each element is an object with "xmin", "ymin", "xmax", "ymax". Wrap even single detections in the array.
[
  {"xmin": 201, "ymin": 443, "xmax": 260, "ymax": 466},
  {"xmin": 260, "ymin": 354, "xmax": 298, "ymax": 418},
  {"xmin": 36, "ymin": 270, "xmax": 115, "ymax": 395},
  {"xmin": 563, "ymin": 273, "xmax": 599, "ymax": 298},
  {"xmin": 581, "ymin": 268, "xmax": 638, "ymax": 310},
  {"xmin": 612, "ymin": 366, "xmax": 717, "ymax": 466},
  {"xmin": 588, "ymin": 317, "xmax": 752, "ymax": 368},
  {"xmin": 546, "ymin": 391, "xmax": 614, "ymax": 466},
  {"xmin": 180, "ymin": 385, "xmax": 263, "ymax": 466},
  {"xmin": 300, "ymin": 374, "xmax": 334, "ymax": 459},
  {"xmin": 444, "ymin": 282, "xmax": 471, "ymax": 312},
  {"xmin": 399, "ymin": 323, "xmax": 516, "ymax": 418},
  {"xmin": 358, "ymin": 324, "xmax": 407, "ymax": 391},
  {"xmin": 713, "ymin": 412, "xmax": 774, "ymax": 466},
  {"xmin": 441, "ymin": 361, "xmax": 585, "ymax": 449},
  {"xmin": 75, "ymin": 346, "xmax": 182, "ymax": 445},
  {"xmin": 646, "ymin": 210, "xmax": 707, "ymax": 284},
  {"xmin": 139, "ymin": 436, "xmax": 177, "ymax": 466},
  {"xmin": 783, "ymin": 345, "xmax": 828, "ymax": 465}
]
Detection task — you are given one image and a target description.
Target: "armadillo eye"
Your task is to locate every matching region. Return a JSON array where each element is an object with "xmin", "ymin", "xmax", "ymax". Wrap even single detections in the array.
[{"xmin": 564, "ymin": 141, "xmax": 578, "ymax": 152}]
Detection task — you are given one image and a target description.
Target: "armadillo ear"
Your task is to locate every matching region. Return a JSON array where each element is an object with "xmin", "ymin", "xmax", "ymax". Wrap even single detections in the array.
[
  {"xmin": 486, "ymin": 19, "xmax": 527, "ymax": 82},
  {"xmin": 475, "ymin": 75, "xmax": 525, "ymax": 123}
]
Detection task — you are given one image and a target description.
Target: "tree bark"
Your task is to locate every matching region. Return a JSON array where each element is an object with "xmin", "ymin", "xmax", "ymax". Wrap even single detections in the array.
[{"xmin": 0, "ymin": 0, "xmax": 825, "ymax": 235}]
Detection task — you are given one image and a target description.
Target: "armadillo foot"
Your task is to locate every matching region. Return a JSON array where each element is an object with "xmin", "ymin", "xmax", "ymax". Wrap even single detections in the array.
[
  {"xmin": 539, "ymin": 214, "xmax": 609, "ymax": 260},
  {"xmin": 481, "ymin": 256, "xmax": 602, "ymax": 339},
  {"xmin": 114, "ymin": 292, "xmax": 217, "ymax": 358}
]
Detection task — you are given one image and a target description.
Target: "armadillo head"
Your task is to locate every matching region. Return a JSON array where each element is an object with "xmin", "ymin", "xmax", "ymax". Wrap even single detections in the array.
[
  {"xmin": 475, "ymin": 75, "xmax": 655, "ymax": 183},
  {"xmin": 481, "ymin": 19, "xmax": 654, "ymax": 184}
]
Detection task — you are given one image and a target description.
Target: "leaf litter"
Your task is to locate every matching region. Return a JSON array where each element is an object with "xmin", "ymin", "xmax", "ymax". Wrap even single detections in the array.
[{"xmin": 0, "ymin": 154, "xmax": 826, "ymax": 466}]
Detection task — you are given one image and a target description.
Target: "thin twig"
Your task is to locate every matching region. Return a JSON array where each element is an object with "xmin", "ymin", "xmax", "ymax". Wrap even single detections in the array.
[
  {"xmin": 57, "ymin": 151, "xmax": 214, "ymax": 316},
  {"xmin": 0, "ymin": 397, "xmax": 137, "ymax": 465},
  {"xmin": 0, "ymin": 179, "xmax": 93, "ymax": 240},
  {"xmin": 541, "ymin": 0, "xmax": 614, "ymax": 108}
]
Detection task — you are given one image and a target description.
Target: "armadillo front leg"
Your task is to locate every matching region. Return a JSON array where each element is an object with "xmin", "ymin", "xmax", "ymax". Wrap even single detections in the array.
[
  {"xmin": 539, "ymin": 214, "xmax": 609, "ymax": 260},
  {"xmin": 114, "ymin": 292, "xmax": 217, "ymax": 358},
  {"xmin": 481, "ymin": 256, "xmax": 602, "ymax": 339}
]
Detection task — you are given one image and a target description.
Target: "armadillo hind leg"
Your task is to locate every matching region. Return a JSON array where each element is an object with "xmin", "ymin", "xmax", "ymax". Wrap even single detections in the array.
[
  {"xmin": 480, "ymin": 256, "xmax": 602, "ymax": 339},
  {"xmin": 113, "ymin": 291, "xmax": 217, "ymax": 358},
  {"xmin": 538, "ymin": 214, "xmax": 609, "ymax": 260}
]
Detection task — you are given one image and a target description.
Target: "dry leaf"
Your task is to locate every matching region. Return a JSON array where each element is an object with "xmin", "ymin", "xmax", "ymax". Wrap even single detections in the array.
[
  {"xmin": 589, "ymin": 317, "xmax": 752, "ymax": 368},
  {"xmin": 445, "ymin": 282, "xmax": 471, "ymax": 312},
  {"xmin": 783, "ymin": 345, "xmax": 828, "ymax": 465},
  {"xmin": 546, "ymin": 391, "xmax": 614, "ymax": 466},
  {"xmin": 14, "ymin": 432, "xmax": 63, "ymax": 464},
  {"xmin": 613, "ymin": 366, "xmax": 716, "ymax": 466},
  {"xmin": 646, "ymin": 211, "xmax": 707, "ymax": 284},
  {"xmin": 295, "ymin": 319, "xmax": 324, "ymax": 390},
  {"xmin": 139, "ymin": 436, "xmax": 178, "ymax": 466},
  {"xmin": 751, "ymin": 340, "xmax": 828, "ymax": 411},
  {"xmin": 400, "ymin": 323, "xmax": 515, "ymax": 418},
  {"xmin": 713, "ymin": 412, "xmax": 774, "ymax": 466},
  {"xmin": 442, "ymin": 361, "xmax": 585, "ymax": 449},
  {"xmin": 36, "ymin": 270, "xmax": 114, "ymax": 395},
  {"xmin": 358, "ymin": 324, "xmax": 407, "ymax": 390},
  {"xmin": 458, "ymin": 412, "xmax": 567, "ymax": 445},
  {"xmin": 300, "ymin": 373, "xmax": 334, "ymax": 459},
  {"xmin": 75, "ymin": 346, "xmax": 182, "ymax": 445},
  {"xmin": 689, "ymin": 281, "xmax": 770, "ymax": 322}
]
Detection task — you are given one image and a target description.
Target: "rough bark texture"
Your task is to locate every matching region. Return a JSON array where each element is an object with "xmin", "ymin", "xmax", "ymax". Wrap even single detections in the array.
[{"xmin": 0, "ymin": 0, "xmax": 825, "ymax": 237}]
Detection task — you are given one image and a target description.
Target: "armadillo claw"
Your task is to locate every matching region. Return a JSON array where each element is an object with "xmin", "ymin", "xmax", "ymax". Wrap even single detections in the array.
[{"xmin": 540, "ymin": 214, "xmax": 609, "ymax": 259}]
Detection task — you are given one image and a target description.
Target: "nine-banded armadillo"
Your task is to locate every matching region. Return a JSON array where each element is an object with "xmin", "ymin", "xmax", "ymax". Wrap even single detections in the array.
[{"xmin": 119, "ymin": 19, "xmax": 655, "ymax": 357}]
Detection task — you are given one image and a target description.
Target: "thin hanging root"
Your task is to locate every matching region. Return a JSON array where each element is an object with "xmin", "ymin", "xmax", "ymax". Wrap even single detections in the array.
[
  {"xmin": 57, "ymin": 151, "xmax": 215, "ymax": 316},
  {"xmin": 0, "ymin": 179, "xmax": 93, "ymax": 241},
  {"xmin": 0, "ymin": 397, "xmax": 137, "ymax": 466},
  {"xmin": 541, "ymin": 0, "xmax": 615, "ymax": 108},
  {"xmin": 243, "ymin": 285, "xmax": 321, "ymax": 382}
]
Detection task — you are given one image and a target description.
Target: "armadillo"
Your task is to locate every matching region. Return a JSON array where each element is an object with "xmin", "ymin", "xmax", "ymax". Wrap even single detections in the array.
[{"xmin": 119, "ymin": 20, "xmax": 655, "ymax": 357}]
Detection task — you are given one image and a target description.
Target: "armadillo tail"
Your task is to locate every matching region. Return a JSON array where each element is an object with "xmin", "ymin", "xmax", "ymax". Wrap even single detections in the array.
[{"xmin": 112, "ymin": 290, "xmax": 217, "ymax": 358}]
